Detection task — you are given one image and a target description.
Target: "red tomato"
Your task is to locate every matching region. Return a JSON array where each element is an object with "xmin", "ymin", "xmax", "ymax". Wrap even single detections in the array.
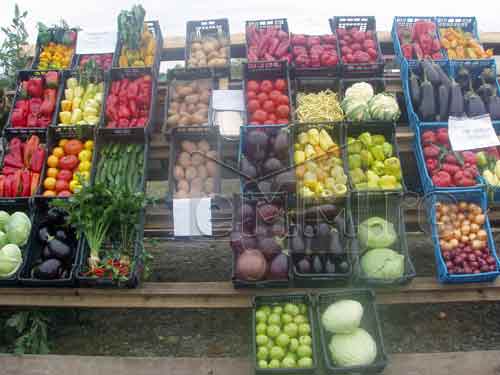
[
  {"xmin": 274, "ymin": 79, "xmax": 286, "ymax": 92},
  {"xmin": 55, "ymin": 179, "xmax": 70, "ymax": 193},
  {"xmin": 247, "ymin": 80, "xmax": 259, "ymax": 92},
  {"xmin": 262, "ymin": 100, "xmax": 275, "ymax": 114},
  {"xmin": 252, "ymin": 110, "xmax": 268, "ymax": 123},
  {"xmin": 276, "ymin": 104, "xmax": 290, "ymax": 119},
  {"xmin": 57, "ymin": 190, "xmax": 72, "ymax": 197},
  {"xmin": 278, "ymin": 95, "xmax": 289, "ymax": 105},
  {"xmin": 264, "ymin": 120, "xmax": 275, "ymax": 125},
  {"xmin": 247, "ymin": 90, "xmax": 257, "ymax": 100},
  {"xmin": 257, "ymin": 92, "xmax": 268, "ymax": 104},
  {"xmin": 269, "ymin": 90, "xmax": 282, "ymax": 103},
  {"xmin": 268, "ymin": 113, "xmax": 277, "ymax": 122},
  {"xmin": 59, "ymin": 155, "xmax": 79, "ymax": 170},
  {"xmin": 260, "ymin": 80, "xmax": 273, "ymax": 93},
  {"xmin": 57, "ymin": 169, "xmax": 73, "ymax": 182},
  {"xmin": 247, "ymin": 99, "xmax": 260, "ymax": 113}
]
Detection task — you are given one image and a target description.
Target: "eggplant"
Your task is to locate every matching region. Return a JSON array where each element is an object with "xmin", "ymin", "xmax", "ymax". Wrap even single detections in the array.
[
  {"xmin": 38, "ymin": 226, "xmax": 51, "ymax": 244},
  {"xmin": 419, "ymin": 71, "xmax": 436, "ymax": 121},
  {"xmin": 433, "ymin": 62, "xmax": 451, "ymax": 87},
  {"xmin": 296, "ymin": 257, "xmax": 312, "ymax": 274},
  {"xmin": 312, "ymin": 255, "xmax": 323, "ymax": 274},
  {"xmin": 316, "ymin": 223, "xmax": 331, "ymax": 252},
  {"xmin": 47, "ymin": 239, "xmax": 73, "ymax": 262},
  {"xmin": 290, "ymin": 226, "xmax": 305, "ymax": 253},
  {"xmin": 481, "ymin": 67, "xmax": 497, "ymax": 84},
  {"xmin": 465, "ymin": 86, "xmax": 487, "ymax": 118},
  {"xmin": 456, "ymin": 66, "xmax": 470, "ymax": 91},
  {"xmin": 47, "ymin": 207, "xmax": 67, "ymax": 226},
  {"xmin": 448, "ymin": 79, "xmax": 465, "ymax": 117},
  {"xmin": 337, "ymin": 260, "xmax": 350, "ymax": 274},
  {"xmin": 421, "ymin": 60, "xmax": 440, "ymax": 86},
  {"xmin": 303, "ymin": 225, "xmax": 315, "ymax": 256},
  {"xmin": 477, "ymin": 78, "xmax": 494, "ymax": 103},
  {"xmin": 488, "ymin": 92, "xmax": 500, "ymax": 120},
  {"xmin": 41, "ymin": 246, "xmax": 51, "ymax": 260},
  {"xmin": 324, "ymin": 257, "xmax": 336, "ymax": 273},
  {"xmin": 33, "ymin": 258, "xmax": 63, "ymax": 280},
  {"xmin": 409, "ymin": 72, "xmax": 421, "ymax": 108},
  {"xmin": 438, "ymin": 84, "xmax": 450, "ymax": 122},
  {"xmin": 329, "ymin": 229, "xmax": 344, "ymax": 256},
  {"xmin": 295, "ymin": 204, "xmax": 337, "ymax": 221},
  {"xmin": 334, "ymin": 214, "xmax": 346, "ymax": 243}
]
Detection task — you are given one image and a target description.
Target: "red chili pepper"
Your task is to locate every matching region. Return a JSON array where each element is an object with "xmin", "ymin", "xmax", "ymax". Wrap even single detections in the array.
[
  {"xmin": 3, "ymin": 176, "xmax": 11, "ymax": 197},
  {"xmin": 275, "ymin": 40, "xmax": 290, "ymax": 58},
  {"xmin": 432, "ymin": 170, "xmax": 452, "ymax": 187},
  {"xmin": 423, "ymin": 144, "xmax": 440, "ymax": 158},
  {"xmin": 21, "ymin": 170, "xmax": 30, "ymax": 197},
  {"xmin": 2, "ymin": 166, "xmax": 17, "ymax": 175},
  {"xmin": 291, "ymin": 34, "xmax": 307, "ymax": 46},
  {"xmin": 118, "ymin": 118, "xmax": 130, "ymax": 128},
  {"xmin": 127, "ymin": 81, "xmax": 139, "ymax": 100},
  {"xmin": 29, "ymin": 97, "xmax": 43, "ymax": 115},
  {"xmin": 23, "ymin": 135, "xmax": 40, "ymax": 168},
  {"xmin": 11, "ymin": 108, "xmax": 27, "ymax": 127},
  {"xmin": 40, "ymin": 88, "xmax": 57, "ymax": 116},
  {"xmin": 0, "ymin": 176, "xmax": 4, "ymax": 197},
  {"xmin": 111, "ymin": 81, "xmax": 121, "ymax": 96},
  {"xmin": 12, "ymin": 170, "xmax": 22, "ymax": 197},
  {"xmin": 118, "ymin": 105, "xmax": 131, "ymax": 119},
  {"xmin": 30, "ymin": 173, "xmax": 40, "ymax": 196}
]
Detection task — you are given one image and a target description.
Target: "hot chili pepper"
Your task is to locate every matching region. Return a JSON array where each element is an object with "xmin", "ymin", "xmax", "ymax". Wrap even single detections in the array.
[
  {"xmin": 127, "ymin": 81, "xmax": 139, "ymax": 99},
  {"xmin": 12, "ymin": 170, "xmax": 22, "ymax": 197},
  {"xmin": 4, "ymin": 176, "xmax": 11, "ymax": 198},
  {"xmin": 21, "ymin": 170, "xmax": 30, "ymax": 197},
  {"xmin": 118, "ymin": 118, "xmax": 130, "ymax": 128},
  {"xmin": 2, "ymin": 166, "xmax": 17, "ymax": 175},
  {"xmin": 11, "ymin": 109, "xmax": 27, "ymax": 127},
  {"xmin": 432, "ymin": 170, "xmax": 452, "ymax": 187},
  {"xmin": 423, "ymin": 144, "xmax": 440, "ymax": 158},
  {"xmin": 3, "ymin": 154, "xmax": 24, "ymax": 169},
  {"xmin": 27, "ymin": 114, "xmax": 38, "ymax": 127},
  {"xmin": 118, "ymin": 105, "xmax": 131, "ymax": 119},
  {"xmin": 40, "ymin": 88, "xmax": 57, "ymax": 116},
  {"xmin": 0, "ymin": 176, "xmax": 4, "ymax": 197},
  {"xmin": 23, "ymin": 135, "xmax": 40, "ymax": 168},
  {"xmin": 30, "ymin": 173, "xmax": 40, "ymax": 196}
]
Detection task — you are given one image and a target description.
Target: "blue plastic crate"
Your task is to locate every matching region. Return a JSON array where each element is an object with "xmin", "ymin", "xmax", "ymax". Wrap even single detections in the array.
[
  {"xmin": 414, "ymin": 124, "xmax": 485, "ymax": 193},
  {"xmin": 436, "ymin": 16, "xmax": 479, "ymax": 39},
  {"xmin": 392, "ymin": 16, "xmax": 446, "ymax": 64},
  {"xmin": 429, "ymin": 189, "xmax": 500, "ymax": 283}
]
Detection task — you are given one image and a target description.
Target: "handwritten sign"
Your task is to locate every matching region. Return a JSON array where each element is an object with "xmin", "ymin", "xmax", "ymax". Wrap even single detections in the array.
[
  {"xmin": 76, "ymin": 31, "xmax": 117, "ymax": 55},
  {"xmin": 448, "ymin": 115, "xmax": 499, "ymax": 151}
]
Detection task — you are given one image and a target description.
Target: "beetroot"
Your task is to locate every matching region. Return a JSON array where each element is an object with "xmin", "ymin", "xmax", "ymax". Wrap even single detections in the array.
[
  {"xmin": 236, "ymin": 249, "xmax": 267, "ymax": 281},
  {"xmin": 270, "ymin": 253, "xmax": 289, "ymax": 279},
  {"xmin": 336, "ymin": 27, "xmax": 379, "ymax": 64},
  {"xmin": 256, "ymin": 202, "xmax": 281, "ymax": 224},
  {"xmin": 230, "ymin": 232, "xmax": 257, "ymax": 253},
  {"xmin": 290, "ymin": 33, "xmax": 338, "ymax": 68},
  {"xmin": 257, "ymin": 236, "xmax": 282, "ymax": 260}
]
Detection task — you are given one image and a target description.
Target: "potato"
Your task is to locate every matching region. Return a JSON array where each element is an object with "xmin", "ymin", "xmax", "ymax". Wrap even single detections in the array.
[
  {"xmin": 218, "ymin": 47, "xmax": 228, "ymax": 58},
  {"xmin": 202, "ymin": 40, "xmax": 217, "ymax": 54},
  {"xmin": 178, "ymin": 116, "xmax": 190, "ymax": 126},
  {"xmin": 204, "ymin": 177, "xmax": 215, "ymax": 194},
  {"xmin": 199, "ymin": 91, "xmax": 210, "ymax": 105},
  {"xmin": 197, "ymin": 140, "xmax": 210, "ymax": 153},
  {"xmin": 197, "ymin": 165, "xmax": 208, "ymax": 179},
  {"xmin": 218, "ymin": 37, "xmax": 229, "ymax": 47},
  {"xmin": 185, "ymin": 94, "xmax": 200, "ymax": 105},
  {"xmin": 191, "ymin": 114, "xmax": 206, "ymax": 125},
  {"xmin": 191, "ymin": 177, "xmax": 203, "ymax": 192},
  {"xmin": 191, "ymin": 42, "xmax": 202, "ymax": 52},
  {"xmin": 177, "ymin": 152, "xmax": 192, "ymax": 168},
  {"xmin": 174, "ymin": 190, "xmax": 190, "ymax": 199},
  {"xmin": 177, "ymin": 179, "xmax": 190, "ymax": 192},
  {"xmin": 181, "ymin": 140, "xmax": 197, "ymax": 153},
  {"xmin": 185, "ymin": 166, "xmax": 198, "ymax": 181},
  {"xmin": 208, "ymin": 58, "xmax": 227, "ymax": 67},
  {"xmin": 174, "ymin": 165, "xmax": 185, "ymax": 180},
  {"xmin": 186, "ymin": 103, "xmax": 197, "ymax": 114},
  {"xmin": 207, "ymin": 50, "xmax": 220, "ymax": 60},
  {"xmin": 194, "ymin": 50, "xmax": 206, "ymax": 60},
  {"xmin": 191, "ymin": 153, "xmax": 204, "ymax": 167},
  {"xmin": 206, "ymin": 150, "xmax": 217, "ymax": 159},
  {"xmin": 206, "ymin": 161, "xmax": 217, "ymax": 177},
  {"xmin": 176, "ymin": 85, "xmax": 194, "ymax": 97},
  {"xmin": 169, "ymin": 102, "xmax": 179, "ymax": 112},
  {"xmin": 197, "ymin": 102, "xmax": 209, "ymax": 111},
  {"xmin": 167, "ymin": 114, "xmax": 180, "ymax": 126},
  {"xmin": 179, "ymin": 102, "xmax": 187, "ymax": 114}
]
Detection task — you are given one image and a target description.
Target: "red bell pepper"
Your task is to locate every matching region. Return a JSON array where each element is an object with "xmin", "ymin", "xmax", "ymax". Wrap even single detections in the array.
[
  {"xmin": 40, "ymin": 88, "xmax": 57, "ymax": 116},
  {"xmin": 23, "ymin": 135, "xmax": 40, "ymax": 168},
  {"xmin": 12, "ymin": 170, "xmax": 22, "ymax": 197},
  {"xmin": 432, "ymin": 170, "xmax": 452, "ymax": 187},
  {"xmin": 27, "ymin": 77, "xmax": 43, "ymax": 98},
  {"xmin": 30, "ymin": 147, "xmax": 45, "ymax": 173},
  {"xmin": 423, "ymin": 144, "xmax": 440, "ymax": 158},
  {"xmin": 2, "ymin": 166, "xmax": 17, "ymax": 175},
  {"xmin": 29, "ymin": 97, "xmax": 43, "ymax": 115},
  {"xmin": 38, "ymin": 115, "xmax": 51, "ymax": 127},
  {"xmin": 267, "ymin": 38, "xmax": 280, "ymax": 56},
  {"xmin": 444, "ymin": 153, "xmax": 459, "ymax": 165},
  {"xmin": 30, "ymin": 173, "xmax": 40, "ymax": 196},
  {"xmin": 11, "ymin": 108, "xmax": 27, "ymax": 127},
  {"xmin": 21, "ymin": 170, "xmax": 30, "ymax": 197},
  {"xmin": 45, "ymin": 71, "xmax": 59, "ymax": 89},
  {"xmin": 118, "ymin": 105, "xmax": 131, "ymax": 119},
  {"xmin": 3, "ymin": 154, "xmax": 24, "ymax": 169}
]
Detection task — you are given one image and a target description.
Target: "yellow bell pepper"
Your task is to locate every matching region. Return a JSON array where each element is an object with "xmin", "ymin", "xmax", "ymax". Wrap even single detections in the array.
[
  {"xmin": 59, "ymin": 111, "xmax": 72, "ymax": 125},
  {"xmin": 61, "ymin": 100, "xmax": 72, "ymax": 112},
  {"xmin": 70, "ymin": 108, "xmax": 83, "ymax": 123}
]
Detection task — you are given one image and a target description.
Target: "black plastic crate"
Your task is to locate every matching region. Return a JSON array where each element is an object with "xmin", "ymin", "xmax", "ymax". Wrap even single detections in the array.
[
  {"xmin": 185, "ymin": 18, "xmax": 231, "ymax": 78},
  {"xmin": 32, "ymin": 28, "xmax": 78, "ymax": 70},
  {"xmin": 330, "ymin": 17, "xmax": 384, "ymax": 77},
  {"xmin": 345, "ymin": 122, "xmax": 406, "ymax": 193},
  {"xmin": 350, "ymin": 191, "xmax": 416, "ymax": 286},
  {"xmin": 231, "ymin": 192, "xmax": 290, "ymax": 289},
  {"xmin": 0, "ymin": 200, "xmax": 35, "ymax": 286},
  {"xmin": 90, "ymin": 134, "xmax": 149, "ymax": 194},
  {"xmin": 245, "ymin": 18, "xmax": 289, "ymax": 62},
  {"xmin": 76, "ymin": 209, "xmax": 145, "ymax": 288},
  {"xmin": 18, "ymin": 199, "xmax": 80, "ymax": 287},
  {"xmin": 163, "ymin": 68, "xmax": 216, "ymax": 134},
  {"xmin": 113, "ymin": 20, "xmax": 163, "ymax": 77},
  {"xmin": 99, "ymin": 67, "xmax": 156, "ymax": 139},
  {"xmin": 243, "ymin": 60, "xmax": 293, "ymax": 126},
  {"xmin": 316, "ymin": 289, "xmax": 388, "ymax": 374},
  {"xmin": 5, "ymin": 70, "xmax": 63, "ymax": 134},
  {"xmin": 292, "ymin": 77, "xmax": 342, "ymax": 123},
  {"xmin": 167, "ymin": 127, "xmax": 222, "ymax": 200},
  {"xmin": 252, "ymin": 293, "xmax": 318, "ymax": 374}
]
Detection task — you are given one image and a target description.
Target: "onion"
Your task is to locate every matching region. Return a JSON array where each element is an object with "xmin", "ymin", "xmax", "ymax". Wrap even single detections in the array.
[
  {"xmin": 441, "ymin": 215, "xmax": 450, "ymax": 224},
  {"xmin": 457, "ymin": 213, "xmax": 465, "ymax": 222},
  {"xmin": 460, "ymin": 235, "xmax": 469, "ymax": 244},
  {"xmin": 441, "ymin": 205, "xmax": 450, "ymax": 214},
  {"xmin": 269, "ymin": 253, "xmax": 288, "ymax": 279},
  {"xmin": 470, "ymin": 223, "xmax": 480, "ymax": 233},
  {"xmin": 467, "ymin": 213, "xmax": 476, "ymax": 222},
  {"xmin": 469, "ymin": 233, "xmax": 477, "ymax": 241},
  {"xmin": 474, "ymin": 214, "xmax": 485, "ymax": 225},
  {"xmin": 477, "ymin": 229, "xmax": 487, "ymax": 241},
  {"xmin": 236, "ymin": 249, "xmax": 267, "ymax": 281},
  {"xmin": 472, "ymin": 240, "xmax": 483, "ymax": 250},
  {"xmin": 469, "ymin": 203, "xmax": 481, "ymax": 214},
  {"xmin": 462, "ymin": 220, "xmax": 471, "ymax": 227},
  {"xmin": 450, "ymin": 213, "xmax": 457, "ymax": 221},
  {"xmin": 449, "ymin": 238, "xmax": 459, "ymax": 248},
  {"xmin": 449, "ymin": 204, "xmax": 458, "ymax": 213},
  {"xmin": 441, "ymin": 241, "xmax": 453, "ymax": 252}
]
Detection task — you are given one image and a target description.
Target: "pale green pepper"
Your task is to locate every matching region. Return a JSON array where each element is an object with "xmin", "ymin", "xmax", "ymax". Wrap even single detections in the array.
[
  {"xmin": 349, "ymin": 154, "xmax": 362, "ymax": 169},
  {"xmin": 366, "ymin": 170, "xmax": 380, "ymax": 190},
  {"xmin": 350, "ymin": 168, "xmax": 366, "ymax": 184},
  {"xmin": 348, "ymin": 139, "xmax": 363, "ymax": 154},
  {"xmin": 358, "ymin": 132, "xmax": 372, "ymax": 147},
  {"xmin": 372, "ymin": 160, "xmax": 385, "ymax": 176},
  {"xmin": 370, "ymin": 145, "xmax": 385, "ymax": 161},
  {"xmin": 382, "ymin": 142, "xmax": 393, "ymax": 158},
  {"xmin": 372, "ymin": 134, "xmax": 386, "ymax": 145},
  {"xmin": 378, "ymin": 175, "xmax": 399, "ymax": 190},
  {"xmin": 384, "ymin": 157, "xmax": 402, "ymax": 178},
  {"xmin": 360, "ymin": 149, "xmax": 374, "ymax": 169}
]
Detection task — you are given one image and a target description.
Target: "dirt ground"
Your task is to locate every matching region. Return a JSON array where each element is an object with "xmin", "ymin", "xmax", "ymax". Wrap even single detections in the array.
[{"xmin": 1, "ymin": 233, "xmax": 500, "ymax": 357}]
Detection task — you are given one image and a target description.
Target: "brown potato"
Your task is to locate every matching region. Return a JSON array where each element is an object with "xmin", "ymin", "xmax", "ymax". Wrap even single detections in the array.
[
  {"xmin": 197, "ymin": 140, "xmax": 210, "ymax": 153},
  {"xmin": 174, "ymin": 190, "xmax": 190, "ymax": 199},
  {"xmin": 169, "ymin": 102, "xmax": 179, "ymax": 112},
  {"xmin": 176, "ymin": 85, "xmax": 194, "ymax": 97},
  {"xmin": 206, "ymin": 150, "xmax": 217, "ymax": 159},
  {"xmin": 185, "ymin": 166, "xmax": 198, "ymax": 181},
  {"xmin": 177, "ymin": 179, "xmax": 190, "ymax": 192},
  {"xmin": 179, "ymin": 102, "xmax": 187, "ymax": 113},
  {"xmin": 202, "ymin": 40, "xmax": 217, "ymax": 54},
  {"xmin": 191, "ymin": 153, "xmax": 204, "ymax": 167},
  {"xmin": 167, "ymin": 114, "xmax": 180, "ymax": 126},
  {"xmin": 206, "ymin": 161, "xmax": 217, "ymax": 177},
  {"xmin": 207, "ymin": 58, "xmax": 227, "ymax": 67},
  {"xmin": 207, "ymin": 50, "xmax": 220, "ymax": 60},
  {"xmin": 177, "ymin": 152, "xmax": 192, "ymax": 168},
  {"xmin": 191, "ymin": 42, "xmax": 202, "ymax": 52},
  {"xmin": 199, "ymin": 91, "xmax": 210, "ymax": 105},
  {"xmin": 194, "ymin": 50, "xmax": 205, "ymax": 60},
  {"xmin": 204, "ymin": 177, "xmax": 215, "ymax": 194},
  {"xmin": 185, "ymin": 94, "xmax": 200, "ymax": 105},
  {"xmin": 197, "ymin": 165, "xmax": 208, "ymax": 179},
  {"xmin": 187, "ymin": 103, "xmax": 197, "ymax": 114},
  {"xmin": 191, "ymin": 114, "xmax": 206, "ymax": 125},
  {"xmin": 181, "ymin": 140, "xmax": 197, "ymax": 153},
  {"xmin": 190, "ymin": 177, "xmax": 203, "ymax": 192},
  {"xmin": 173, "ymin": 165, "xmax": 185, "ymax": 180},
  {"xmin": 178, "ymin": 116, "xmax": 190, "ymax": 126}
]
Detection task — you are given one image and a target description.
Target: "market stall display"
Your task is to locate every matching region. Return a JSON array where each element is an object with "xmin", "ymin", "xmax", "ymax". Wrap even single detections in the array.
[{"xmin": 32, "ymin": 22, "xmax": 78, "ymax": 70}]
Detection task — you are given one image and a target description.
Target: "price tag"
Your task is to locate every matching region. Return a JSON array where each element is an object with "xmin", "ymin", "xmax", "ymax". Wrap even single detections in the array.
[
  {"xmin": 76, "ymin": 31, "xmax": 117, "ymax": 54},
  {"xmin": 448, "ymin": 115, "xmax": 500, "ymax": 151},
  {"xmin": 173, "ymin": 198, "xmax": 212, "ymax": 237}
]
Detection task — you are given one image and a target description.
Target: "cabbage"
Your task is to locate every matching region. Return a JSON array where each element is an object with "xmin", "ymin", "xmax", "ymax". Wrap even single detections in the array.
[
  {"xmin": 0, "ymin": 244, "xmax": 22, "ymax": 278},
  {"xmin": 358, "ymin": 217, "xmax": 397, "ymax": 249},
  {"xmin": 322, "ymin": 300, "xmax": 363, "ymax": 334},
  {"xmin": 5, "ymin": 212, "xmax": 32, "ymax": 247},
  {"xmin": 0, "ymin": 231, "xmax": 7, "ymax": 248},
  {"xmin": 0, "ymin": 211, "xmax": 10, "ymax": 231},
  {"xmin": 361, "ymin": 248, "xmax": 405, "ymax": 280},
  {"xmin": 329, "ymin": 328, "xmax": 377, "ymax": 367}
]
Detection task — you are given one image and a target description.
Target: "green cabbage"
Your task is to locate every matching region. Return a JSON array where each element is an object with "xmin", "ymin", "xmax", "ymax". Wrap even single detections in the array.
[
  {"xmin": 358, "ymin": 217, "xmax": 397, "ymax": 249},
  {"xmin": 322, "ymin": 300, "xmax": 363, "ymax": 334},
  {"xmin": 361, "ymin": 248, "xmax": 404, "ymax": 280},
  {"xmin": 0, "ymin": 211, "xmax": 10, "ymax": 231},
  {"xmin": 329, "ymin": 328, "xmax": 377, "ymax": 367},
  {"xmin": 5, "ymin": 212, "xmax": 32, "ymax": 247},
  {"xmin": 0, "ymin": 231, "xmax": 7, "ymax": 248},
  {"xmin": 0, "ymin": 244, "xmax": 22, "ymax": 278}
]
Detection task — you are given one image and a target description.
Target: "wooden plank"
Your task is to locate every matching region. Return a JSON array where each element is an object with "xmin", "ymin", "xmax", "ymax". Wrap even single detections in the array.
[
  {"xmin": 2, "ymin": 351, "xmax": 500, "ymax": 375},
  {"xmin": 2, "ymin": 277, "xmax": 500, "ymax": 308}
]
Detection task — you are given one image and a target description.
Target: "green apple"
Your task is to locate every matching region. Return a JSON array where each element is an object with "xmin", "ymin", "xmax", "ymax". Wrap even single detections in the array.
[
  {"xmin": 259, "ymin": 306, "xmax": 271, "ymax": 315},
  {"xmin": 268, "ymin": 313, "xmax": 281, "ymax": 326},
  {"xmin": 298, "ymin": 304, "xmax": 307, "ymax": 315},
  {"xmin": 297, "ymin": 357, "xmax": 313, "ymax": 368},
  {"xmin": 255, "ymin": 310, "xmax": 268, "ymax": 323},
  {"xmin": 268, "ymin": 359, "xmax": 281, "ymax": 369},
  {"xmin": 256, "ymin": 323, "xmax": 267, "ymax": 335},
  {"xmin": 267, "ymin": 324, "xmax": 281, "ymax": 338},
  {"xmin": 281, "ymin": 313, "xmax": 293, "ymax": 325},
  {"xmin": 297, "ymin": 345, "xmax": 312, "ymax": 359},
  {"xmin": 256, "ymin": 334, "xmax": 269, "ymax": 347},
  {"xmin": 276, "ymin": 333, "xmax": 290, "ymax": 348},
  {"xmin": 284, "ymin": 303, "xmax": 300, "ymax": 316},
  {"xmin": 257, "ymin": 346, "xmax": 269, "ymax": 361},
  {"xmin": 272, "ymin": 306, "xmax": 283, "ymax": 315},
  {"xmin": 293, "ymin": 315, "xmax": 307, "ymax": 325},
  {"xmin": 299, "ymin": 335, "xmax": 312, "ymax": 346},
  {"xmin": 283, "ymin": 323, "xmax": 298, "ymax": 338},
  {"xmin": 298, "ymin": 323, "xmax": 311, "ymax": 336},
  {"xmin": 269, "ymin": 346, "xmax": 285, "ymax": 361},
  {"xmin": 289, "ymin": 338, "xmax": 299, "ymax": 353},
  {"xmin": 281, "ymin": 356, "xmax": 296, "ymax": 368},
  {"xmin": 258, "ymin": 360, "xmax": 268, "ymax": 369}
]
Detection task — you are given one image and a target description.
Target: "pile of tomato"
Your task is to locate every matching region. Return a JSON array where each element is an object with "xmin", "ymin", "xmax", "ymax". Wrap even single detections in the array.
[
  {"xmin": 246, "ymin": 78, "xmax": 291, "ymax": 125},
  {"xmin": 42, "ymin": 139, "xmax": 94, "ymax": 197}
]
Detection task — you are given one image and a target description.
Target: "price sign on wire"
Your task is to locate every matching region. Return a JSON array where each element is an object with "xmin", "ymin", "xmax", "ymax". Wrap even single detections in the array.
[
  {"xmin": 173, "ymin": 198, "xmax": 212, "ymax": 237},
  {"xmin": 448, "ymin": 115, "xmax": 500, "ymax": 151},
  {"xmin": 76, "ymin": 31, "xmax": 117, "ymax": 55}
]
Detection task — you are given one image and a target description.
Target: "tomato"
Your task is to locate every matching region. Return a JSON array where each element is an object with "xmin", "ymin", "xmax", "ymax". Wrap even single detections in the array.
[
  {"xmin": 47, "ymin": 168, "xmax": 59, "ymax": 178},
  {"xmin": 269, "ymin": 90, "xmax": 282, "ymax": 103},
  {"xmin": 57, "ymin": 190, "xmax": 72, "ymax": 197},
  {"xmin": 249, "ymin": 121, "xmax": 261, "ymax": 125},
  {"xmin": 276, "ymin": 104, "xmax": 290, "ymax": 119},
  {"xmin": 247, "ymin": 90, "xmax": 257, "ymax": 100},
  {"xmin": 57, "ymin": 169, "xmax": 73, "ymax": 181},
  {"xmin": 59, "ymin": 155, "xmax": 79, "ymax": 170},
  {"xmin": 55, "ymin": 179, "xmax": 69, "ymax": 193},
  {"xmin": 262, "ymin": 100, "xmax": 275, "ymax": 114},
  {"xmin": 247, "ymin": 80, "xmax": 259, "ymax": 92},
  {"xmin": 257, "ymin": 92, "xmax": 268, "ymax": 104},
  {"xmin": 63, "ymin": 140, "xmax": 83, "ymax": 156},
  {"xmin": 268, "ymin": 113, "xmax": 277, "ymax": 122},
  {"xmin": 43, "ymin": 177, "xmax": 56, "ymax": 191},
  {"xmin": 247, "ymin": 99, "xmax": 260, "ymax": 113},
  {"xmin": 47, "ymin": 155, "xmax": 59, "ymax": 168},
  {"xmin": 274, "ymin": 79, "xmax": 287, "ymax": 92},
  {"xmin": 52, "ymin": 147, "xmax": 65, "ymax": 158},
  {"xmin": 278, "ymin": 95, "xmax": 289, "ymax": 105},
  {"xmin": 277, "ymin": 119, "xmax": 289, "ymax": 124},
  {"xmin": 260, "ymin": 80, "xmax": 273, "ymax": 94},
  {"xmin": 252, "ymin": 110, "xmax": 268, "ymax": 123}
]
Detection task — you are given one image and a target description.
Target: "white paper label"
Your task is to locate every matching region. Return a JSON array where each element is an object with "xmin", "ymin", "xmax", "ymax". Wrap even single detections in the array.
[
  {"xmin": 173, "ymin": 198, "xmax": 212, "ymax": 237},
  {"xmin": 76, "ymin": 31, "xmax": 117, "ymax": 55},
  {"xmin": 448, "ymin": 115, "xmax": 500, "ymax": 151},
  {"xmin": 212, "ymin": 90, "xmax": 245, "ymax": 111}
]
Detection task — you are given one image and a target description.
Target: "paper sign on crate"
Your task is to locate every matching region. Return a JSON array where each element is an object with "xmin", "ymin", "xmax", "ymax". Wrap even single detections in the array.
[
  {"xmin": 448, "ymin": 115, "xmax": 500, "ymax": 151},
  {"xmin": 76, "ymin": 31, "xmax": 117, "ymax": 54},
  {"xmin": 173, "ymin": 198, "xmax": 212, "ymax": 237}
]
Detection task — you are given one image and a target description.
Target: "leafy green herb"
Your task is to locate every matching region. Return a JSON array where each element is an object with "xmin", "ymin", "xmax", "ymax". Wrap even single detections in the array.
[{"xmin": 6, "ymin": 311, "xmax": 50, "ymax": 355}]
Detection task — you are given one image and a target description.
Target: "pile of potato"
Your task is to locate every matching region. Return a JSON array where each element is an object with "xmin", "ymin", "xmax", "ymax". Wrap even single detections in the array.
[
  {"xmin": 166, "ymin": 80, "xmax": 211, "ymax": 129},
  {"xmin": 173, "ymin": 139, "xmax": 218, "ymax": 198},
  {"xmin": 187, "ymin": 35, "xmax": 229, "ymax": 68}
]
